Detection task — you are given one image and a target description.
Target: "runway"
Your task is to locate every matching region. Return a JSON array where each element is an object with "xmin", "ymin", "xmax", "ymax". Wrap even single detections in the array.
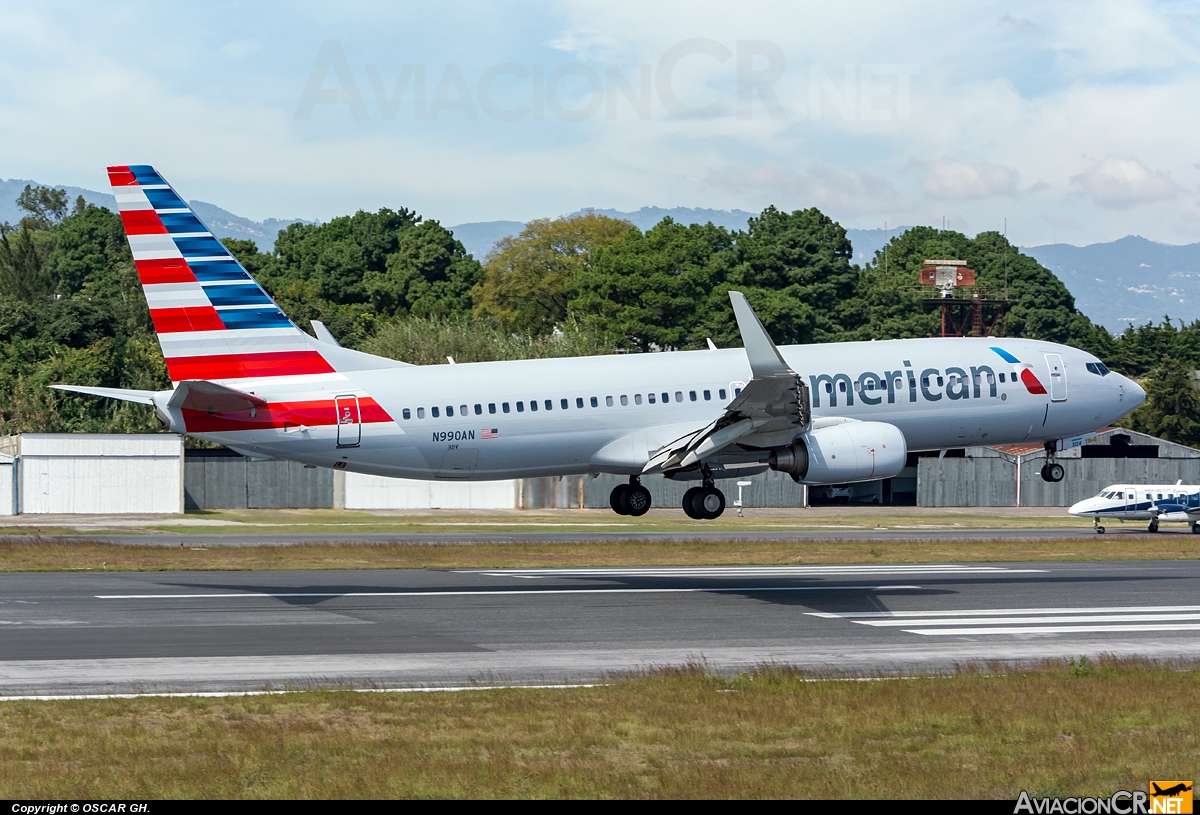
[
  {"xmin": 2, "ymin": 560, "xmax": 1199, "ymax": 695},
  {"xmin": 33, "ymin": 526, "xmax": 1155, "ymax": 547}
]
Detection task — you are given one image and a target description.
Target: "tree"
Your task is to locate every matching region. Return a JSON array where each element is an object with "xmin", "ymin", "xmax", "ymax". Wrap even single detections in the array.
[
  {"xmin": 364, "ymin": 220, "xmax": 483, "ymax": 318},
  {"xmin": 1118, "ymin": 358, "xmax": 1200, "ymax": 447},
  {"xmin": 472, "ymin": 213, "xmax": 632, "ymax": 334},
  {"xmin": 15, "ymin": 184, "xmax": 71, "ymax": 231},
  {"xmin": 0, "ymin": 226, "xmax": 55, "ymax": 302}
]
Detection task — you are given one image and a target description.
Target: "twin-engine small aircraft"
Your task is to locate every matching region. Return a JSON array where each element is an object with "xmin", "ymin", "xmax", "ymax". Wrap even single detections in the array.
[
  {"xmin": 54, "ymin": 165, "xmax": 1145, "ymax": 518},
  {"xmin": 1069, "ymin": 482, "xmax": 1200, "ymax": 533}
]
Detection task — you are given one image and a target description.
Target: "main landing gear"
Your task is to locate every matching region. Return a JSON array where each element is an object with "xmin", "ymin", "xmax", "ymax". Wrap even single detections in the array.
[
  {"xmin": 610, "ymin": 476, "xmax": 652, "ymax": 517},
  {"xmin": 1148, "ymin": 518, "xmax": 1160, "ymax": 533},
  {"xmin": 1040, "ymin": 441, "xmax": 1065, "ymax": 483},
  {"xmin": 682, "ymin": 469, "xmax": 726, "ymax": 520}
]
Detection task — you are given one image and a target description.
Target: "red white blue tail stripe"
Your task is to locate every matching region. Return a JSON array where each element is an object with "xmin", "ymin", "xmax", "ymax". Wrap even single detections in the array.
[{"xmin": 108, "ymin": 165, "xmax": 335, "ymax": 385}]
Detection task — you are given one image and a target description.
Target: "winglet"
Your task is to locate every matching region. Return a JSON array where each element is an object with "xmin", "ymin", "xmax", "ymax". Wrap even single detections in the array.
[
  {"xmin": 729, "ymin": 291, "xmax": 793, "ymax": 379},
  {"xmin": 310, "ymin": 320, "xmax": 341, "ymax": 347}
]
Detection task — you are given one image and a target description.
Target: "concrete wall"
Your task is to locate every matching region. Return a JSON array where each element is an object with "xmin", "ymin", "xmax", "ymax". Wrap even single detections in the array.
[
  {"xmin": 918, "ymin": 457, "xmax": 1017, "ymax": 507},
  {"xmin": 344, "ymin": 471, "xmax": 519, "ymax": 509},
  {"xmin": 184, "ymin": 453, "xmax": 333, "ymax": 510},
  {"xmin": 6, "ymin": 434, "xmax": 183, "ymax": 514}
]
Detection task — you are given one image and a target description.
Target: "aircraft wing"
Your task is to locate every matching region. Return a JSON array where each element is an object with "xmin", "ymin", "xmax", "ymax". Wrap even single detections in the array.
[{"xmin": 642, "ymin": 292, "xmax": 810, "ymax": 475}]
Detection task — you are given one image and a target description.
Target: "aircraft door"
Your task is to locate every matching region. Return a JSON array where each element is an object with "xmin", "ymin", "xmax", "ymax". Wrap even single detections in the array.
[
  {"xmin": 335, "ymin": 394, "xmax": 361, "ymax": 448},
  {"xmin": 1045, "ymin": 354, "xmax": 1067, "ymax": 402}
]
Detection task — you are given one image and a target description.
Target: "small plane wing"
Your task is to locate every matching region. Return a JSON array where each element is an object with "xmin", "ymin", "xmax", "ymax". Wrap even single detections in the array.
[
  {"xmin": 50, "ymin": 385, "xmax": 158, "ymax": 405},
  {"xmin": 167, "ymin": 379, "xmax": 268, "ymax": 415},
  {"xmin": 642, "ymin": 291, "xmax": 810, "ymax": 475}
]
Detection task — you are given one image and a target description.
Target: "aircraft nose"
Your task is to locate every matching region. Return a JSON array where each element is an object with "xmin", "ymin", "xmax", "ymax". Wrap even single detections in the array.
[
  {"xmin": 1068, "ymin": 499, "xmax": 1090, "ymax": 517},
  {"xmin": 1126, "ymin": 375, "xmax": 1146, "ymax": 409}
]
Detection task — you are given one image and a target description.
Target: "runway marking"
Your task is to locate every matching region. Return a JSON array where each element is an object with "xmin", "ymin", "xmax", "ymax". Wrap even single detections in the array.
[
  {"xmin": 467, "ymin": 565, "xmax": 1045, "ymax": 578},
  {"xmin": 96, "ymin": 585, "xmax": 923, "ymax": 600},
  {"xmin": 807, "ymin": 605, "xmax": 1200, "ymax": 636},
  {"xmin": 0, "ymin": 684, "xmax": 601, "ymax": 703}
]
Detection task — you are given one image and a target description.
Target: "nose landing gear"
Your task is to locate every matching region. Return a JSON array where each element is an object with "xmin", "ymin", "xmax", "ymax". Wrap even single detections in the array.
[
  {"xmin": 1093, "ymin": 517, "xmax": 1105, "ymax": 534},
  {"xmin": 1040, "ymin": 441, "xmax": 1065, "ymax": 483}
]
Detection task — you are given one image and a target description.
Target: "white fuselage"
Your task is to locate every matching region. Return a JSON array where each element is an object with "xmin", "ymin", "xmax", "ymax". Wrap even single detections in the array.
[
  {"xmin": 185, "ymin": 336, "xmax": 1142, "ymax": 482},
  {"xmin": 1070, "ymin": 484, "xmax": 1200, "ymax": 524}
]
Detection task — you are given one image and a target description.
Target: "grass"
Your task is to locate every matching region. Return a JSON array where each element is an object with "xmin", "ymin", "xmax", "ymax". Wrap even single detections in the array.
[
  {"xmin": 0, "ymin": 659, "xmax": 1196, "ymax": 798},
  {"xmin": 2, "ymin": 533, "xmax": 1200, "ymax": 572}
]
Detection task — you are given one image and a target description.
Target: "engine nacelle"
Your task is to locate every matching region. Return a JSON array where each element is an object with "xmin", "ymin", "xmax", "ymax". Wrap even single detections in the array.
[{"xmin": 768, "ymin": 421, "xmax": 907, "ymax": 485}]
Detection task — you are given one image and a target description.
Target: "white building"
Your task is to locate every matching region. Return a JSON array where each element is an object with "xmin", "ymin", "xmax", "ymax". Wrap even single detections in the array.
[{"xmin": 0, "ymin": 434, "xmax": 184, "ymax": 515}]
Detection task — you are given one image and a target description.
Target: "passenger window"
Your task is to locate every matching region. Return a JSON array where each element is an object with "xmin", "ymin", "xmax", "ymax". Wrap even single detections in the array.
[
  {"xmin": 734, "ymin": 387, "xmax": 742, "ymax": 395},
  {"xmin": 474, "ymin": 404, "xmax": 482, "ymax": 415},
  {"xmin": 936, "ymin": 376, "xmax": 944, "ymax": 387},
  {"xmin": 1157, "ymin": 493, "xmax": 1162, "ymax": 500},
  {"xmin": 719, "ymin": 389, "xmax": 726, "ymax": 399},
  {"xmin": 689, "ymin": 390, "xmax": 697, "ymax": 401},
  {"xmin": 545, "ymin": 400, "xmax": 553, "ymax": 410},
  {"xmin": 561, "ymin": 398, "xmax": 568, "ymax": 409},
  {"xmin": 634, "ymin": 394, "xmax": 642, "ymax": 405},
  {"xmin": 1012, "ymin": 370, "xmax": 1017, "ymax": 380},
  {"xmin": 460, "ymin": 405, "xmax": 467, "ymax": 416},
  {"xmin": 854, "ymin": 381, "xmax": 862, "ymax": 392},
  {"xmin": 417, "ymin": 407, "xmax": 425, "ymax": 418},
  {"xmin": 648, "ymin": 393, "xmax": 656, "ymax": 404},
  {"xmin": 590, "ymin": 397, "xmax": 598, "ymax": 407},
  {"xmin": 606, "ymin": 396, "xmax": 613, "ymax": 407},
  {"xmin": 825, "ymin": 383, "xmax": 832, "ymax": 393},
  {"xmin": 432, "ymin": 406, "xmax": 440, "ymax": 418},
  {"xmin": 838, "ymin": 381, "xmax": 847, "ymax": 392},
  {"xmin": 489, "ymin": 403, "xmax": 496, "ymax": 414},
  {"xmin": 675, "ymin": 391, "xmax": 683, "ymax": 402},
  {"xmin": 446, "ymin": 406, "xmax": 454, "ymax": 417},
  {"xmin": 517, "ymin": 401, "xmax": 525, "ymax": 412},
  {"xmin": 999, "ymin": 373, "xmax": 1006, "ymax": 383},
  {"xmin": 703, "ymin": 390, "xmax": 711, "ymax": 400},
  {"xmin": 402, "ymin": 408, "xmax": 411, "ymax": 420},
  {"xmin": 620, "ymin": 395, "xmax": 628, "ymax": 406},
  {"xmin": 529, "ymin": 400, "xmax": 537, "ymax": 411},
  {"xmin": 662, "ymin": 392, "xmax": 669, "ymax": 403},
  {"xmin": 502, "ymin": 402, "xmax": 510, "ymax": 413},
  {"xmin": 576, "ymin": 397, "xmax": 584, "ymax": 408}
]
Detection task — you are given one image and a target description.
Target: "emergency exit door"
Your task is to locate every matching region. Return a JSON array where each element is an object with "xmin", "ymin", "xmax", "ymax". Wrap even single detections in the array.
[{"xmin": 335, "ymin": 394, "xmax": 361, "ymax": 448}]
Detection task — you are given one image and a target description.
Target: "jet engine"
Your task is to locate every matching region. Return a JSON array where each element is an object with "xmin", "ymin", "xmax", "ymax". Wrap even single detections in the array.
[{"xmin": 768, "ymin": 421, "xmax": 907, "ymax": 485}]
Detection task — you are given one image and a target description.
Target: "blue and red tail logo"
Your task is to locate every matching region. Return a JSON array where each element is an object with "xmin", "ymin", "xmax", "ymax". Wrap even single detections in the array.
[{"xmin": 990, "ymin": 347, "xmax": 1047, "ymax": 394}]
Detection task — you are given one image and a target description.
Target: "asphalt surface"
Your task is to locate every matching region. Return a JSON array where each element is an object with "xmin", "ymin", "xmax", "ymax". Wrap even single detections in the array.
[
  {"xmin": 2, "ymin": 560, "xmax": 1199, "ymax": 695},
  {"xmin": 23, "ymin": 526, "xmax": 1164, "ymax": 547}
]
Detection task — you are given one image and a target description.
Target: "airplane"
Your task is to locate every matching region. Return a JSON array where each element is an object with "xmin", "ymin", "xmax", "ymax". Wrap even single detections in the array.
[
  {"xmin": 52, "ymin": 165, "xmax": 1145, "ymax": 520},
  {"xmin": 1152, "ymin": 783, "xmax": 1193, "ymax": 797},
  {"xmin": 1069, "ymin": 482, "xmax": 1200, "ymax": 534}
]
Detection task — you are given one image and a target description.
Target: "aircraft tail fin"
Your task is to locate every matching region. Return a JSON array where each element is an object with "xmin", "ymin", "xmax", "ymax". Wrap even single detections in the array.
[{"xmin": 107, "ymin": 164, "xmax": 406, "ymax": 384}]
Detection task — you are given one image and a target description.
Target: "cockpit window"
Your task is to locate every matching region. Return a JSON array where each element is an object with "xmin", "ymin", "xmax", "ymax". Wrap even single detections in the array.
[{"xmin": 1085, "ymin": 362, "xmax": 1111, "ymax": 376}]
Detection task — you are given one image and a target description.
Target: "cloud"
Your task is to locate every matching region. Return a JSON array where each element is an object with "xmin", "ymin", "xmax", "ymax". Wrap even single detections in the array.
[
  {"xmin": 914, "ymin": 160, "xmax": 1020, "ymax": 200},
  {"xmin": 705, "ymin": 161, "xmax": 904, "ymax": 218},
  {"xmin": 996, "ymin": 13, "xmax": 1036, "ymax": 31},
  {"xmin": 1070, "ymin": 157, "xmax": 1178, "ymax": 208}
]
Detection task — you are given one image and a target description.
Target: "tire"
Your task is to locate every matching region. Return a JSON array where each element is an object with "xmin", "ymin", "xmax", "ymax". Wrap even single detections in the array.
[
  {"xmin": 1047, "ymin": 463, "xmax": 1065, "ymax": 483},
  {"xmin": 696, "ymin": 487, "xmax": 726, "ymax": 520},
  {"xmin": 1192, "ymin": 522, "xmax": 1200, "ymax": 535},
  {"xmin": 1096, "ymin": 526, "xmax": 1105, "ymax": 534},
  {"xmin": 621, "ymin": 484, "xmax": 652, "ymax": 517},
  {"xmin": 1149, "ymin": 520, "xmax": 1160, "ymax": 533},
  {"xmin": 1040, "ymin": 464, "xmax": 1051, "ymax": 482},
  {"xmin": 610, "ymin": 484, "xmax": 629, "ymax": 515},
  {"xmin": 682, "ymin": 487, "xmax": 702, "ymax": 519}
]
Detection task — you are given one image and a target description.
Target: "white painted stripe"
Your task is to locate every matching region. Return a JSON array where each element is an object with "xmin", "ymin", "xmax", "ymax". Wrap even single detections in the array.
[
  {"xmin": 128, "ymin": 234, "xmax": 180, "ymax": 255},
  {"xmin": 96, "ymin": 585, "xmax": 922, "ymax": 600},
  {"xmin": 857, "ymin": 613, "xmax": 1200, "ymax": 627},
  {"xmin": 156, "ymin": 208, "xmax": 191, "ymax": 214},
  {"xmin": 806, "ymin": 605, "xmax": 1200, "ymax": 619},
  {"xmin": 909, "ymin": 623, "xmax": 1200, "ymax": 636},
  {"xmin": 144, "ymin": 282, "xmax": 209, "ymax": 310},
  {"xmin": 473, "ymin": 565, "xmax": 1039, "ymax": 576},
  {"xmin": 167, "ymin": 231, "xmax": 212, "ymax": 238},
  {"xmin": 185, "ymin": 255, "xmax": 233, "ymax": 262},
  {"xmin": 0, "ymin": 684, "xmax": 600, "ymax": 703},
  {"xmin": 159, "ymin": 327, "xmax": 299, "ymax": 341},
  {"xmin": 112, "ymin": 189, "xmax": 151, "ymax": 210},
  {"xmin": 138, "ymin": 184, "xmax": 170, "ymax": 190},
  {"xmin": 160, "ymin": 336, "xmax": 312, "ymax": 358}
]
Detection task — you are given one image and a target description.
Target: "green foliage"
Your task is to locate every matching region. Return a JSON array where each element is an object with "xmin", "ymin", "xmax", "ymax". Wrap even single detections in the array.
[
  {"xmin": 14, "ymin": 183, "xmax": 71, "ymax": 230},
  {"xmin": 1116, "ymin": 358, "xmax": 1200, "ymax": 447},
  {"xmin": 360, "ymin": 316, "xmax": 613, "ymax": 366},
  {"xmin": 473, "ymin": 213, "xmax": 633, "ymax": 334}
]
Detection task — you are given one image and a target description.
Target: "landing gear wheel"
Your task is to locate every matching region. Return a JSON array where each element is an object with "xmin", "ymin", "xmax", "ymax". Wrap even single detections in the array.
[
  {"xmin": 621, "ymin": 484, "xmax": 652, "ymax": 516},
  {"xmin": 610, "ymin": 484, "xmax": 630, "ymax": 515},
  {"xmin": 1148, "ymin": 519, "xmax": 1160, "ymax": 533},
  {"xmin": 1096, "ymin": 526, "xmax": 1105, "ymax": 534},
  {"xmin": 682, "ymin": 487, "xmax": 702, "ymax": 519},
  {"xmin": 1094, "ymin": 518, "xmax": 1105, "ymax": 534},
  {"xmin": 1192, "ymin": 522, "xmax": 1200, "ymax": 535},
  {"xmin": 1041, "ymin": 462, "xmax": 1064, "ymax": 482},
  {"xmin": 690, "ymin": 486, "xmax": 726, "ymax": 520}
]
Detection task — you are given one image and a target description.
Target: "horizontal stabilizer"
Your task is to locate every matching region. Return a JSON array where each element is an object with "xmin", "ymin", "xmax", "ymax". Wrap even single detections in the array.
[
  {"xmin": 310, "ymin": 320, "xmax": 341, "ymax": 347},
  {"xmin": 50, "ymin": 385, "xmax": 158, "ymax": 405},
  {"xmin": 167, "ymin": 379, "xmax": 267, "ymax": 414}
]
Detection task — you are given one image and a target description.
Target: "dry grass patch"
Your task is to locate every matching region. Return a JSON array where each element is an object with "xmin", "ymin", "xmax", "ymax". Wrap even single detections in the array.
[
  {"xmin": 0, "ymin": 534, "xmax": 1198, "ymax": 573},
  {"xmin": 0, "ymin": 659, "xmax": 1197, "ymax": 798}
]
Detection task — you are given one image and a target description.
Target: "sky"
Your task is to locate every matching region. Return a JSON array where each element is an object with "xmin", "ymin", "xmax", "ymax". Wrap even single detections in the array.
[{"xmin": 1, "ymin": 0, "xmax": 1198, "ymax": 246}]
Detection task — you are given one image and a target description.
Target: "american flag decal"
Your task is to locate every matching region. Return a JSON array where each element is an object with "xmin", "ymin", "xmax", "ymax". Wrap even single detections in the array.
[{"xmin": 481, "ymin": 428, "xmax": 499, "ymax": 439}]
